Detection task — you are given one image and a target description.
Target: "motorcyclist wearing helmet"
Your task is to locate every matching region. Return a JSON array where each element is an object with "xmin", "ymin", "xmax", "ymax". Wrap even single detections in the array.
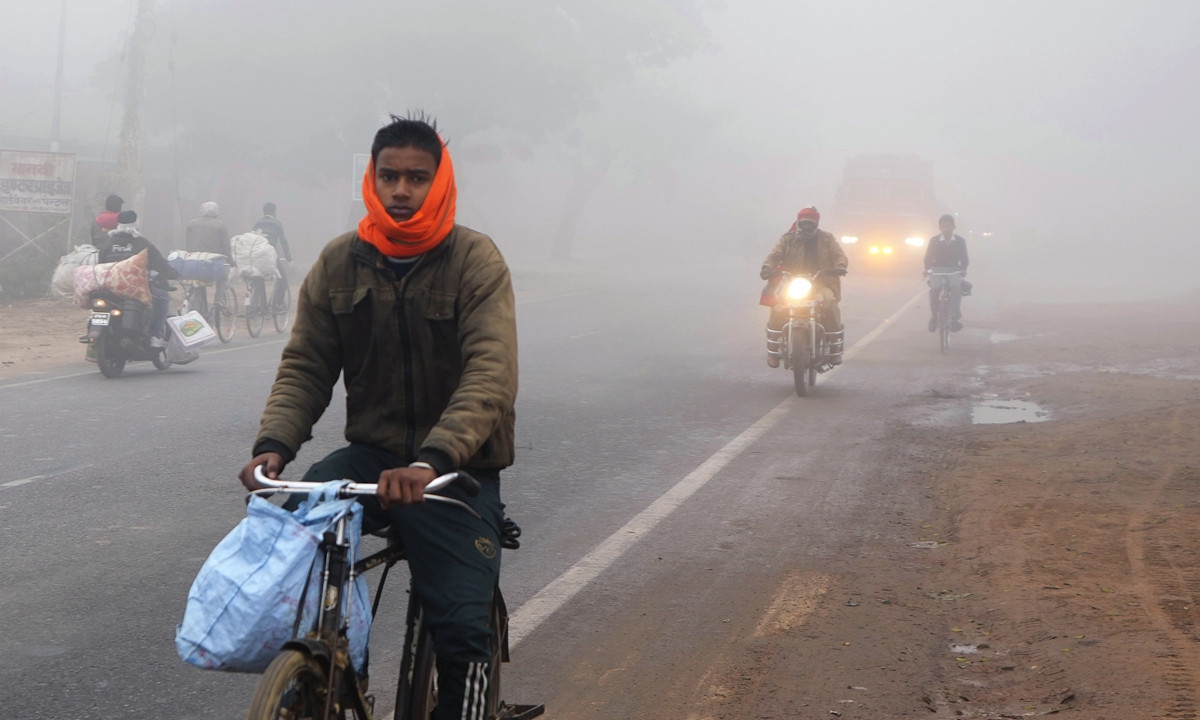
[
  {"xmin": 759, "ymin": 206, "xmax": 848, "ymax": 368},
  {"xmin": 97, "ymin": 210, "xmax": 179, "ymax": 346},
  {"xmin": 923, "ymin": 213, "xmax": 969, "ymax": 332}
]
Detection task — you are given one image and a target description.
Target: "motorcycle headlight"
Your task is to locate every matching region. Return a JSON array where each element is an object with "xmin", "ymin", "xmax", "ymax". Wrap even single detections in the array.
[
  {"xmin": 786, "ymin": 277, "xmax": 813, "ymax": 302},
  {"xmin": 92, "ymin": 298, "xmax": 107, "ymax": 309}
]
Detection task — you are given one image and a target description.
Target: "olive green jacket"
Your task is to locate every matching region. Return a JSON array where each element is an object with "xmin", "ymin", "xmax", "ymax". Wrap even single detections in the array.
[
  {"xmin": 760, "ymin": 228, "xmax": 849, "ymax": 301},
  {"xmin": 255, "ymin": 226, "xmax": 518, "ymax": 473}
]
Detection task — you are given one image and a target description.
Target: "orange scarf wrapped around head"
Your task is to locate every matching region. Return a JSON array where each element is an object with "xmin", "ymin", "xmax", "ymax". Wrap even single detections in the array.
[{"xmin": 357, "ymin": 144, "xmax": 457, "ymax": 258}]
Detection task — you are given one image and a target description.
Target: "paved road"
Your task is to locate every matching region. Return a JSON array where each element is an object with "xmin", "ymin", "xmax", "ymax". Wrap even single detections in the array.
[{"xmin": 0, "ymin": 257, "xmax": 962, "ymax": 718}]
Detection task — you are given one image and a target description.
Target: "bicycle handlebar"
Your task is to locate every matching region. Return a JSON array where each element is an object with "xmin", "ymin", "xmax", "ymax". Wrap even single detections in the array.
[{"xmin": 251, "ymin": 464, "xmax": 481, "ymax": 498}]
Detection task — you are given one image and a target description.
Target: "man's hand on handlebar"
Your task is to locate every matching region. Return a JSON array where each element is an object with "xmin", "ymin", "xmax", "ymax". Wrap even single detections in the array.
[
  {"xmin": 240, "ymin": 452, "xmax": 284, "ymax": 491},
  {"xmin": 377, "ymin": 466, "xmax": 438, "ymax": 508}
]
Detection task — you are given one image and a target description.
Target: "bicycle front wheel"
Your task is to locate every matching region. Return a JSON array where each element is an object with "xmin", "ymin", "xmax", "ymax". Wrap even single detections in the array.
[
  {"xmin": 214, "ymin": 284, "xmax": 238, "ymax": 343},
  {"xmin": 272, "ymin": 280, "xmax": 291, "ymax": 334},
  {"xmin": 396, "ymin": 602, "xmax": 438, "ymax": 719},
  {"xmin": 938, "ymin": 299, "xmax": 950, "ymax": 353},
  {"xmin": 246, "ymin": 282, "xmax": 265, "ymax": 338},
  {"xmin": 245, "ymin": 650, "xmax": 329, "ymax": 720}
]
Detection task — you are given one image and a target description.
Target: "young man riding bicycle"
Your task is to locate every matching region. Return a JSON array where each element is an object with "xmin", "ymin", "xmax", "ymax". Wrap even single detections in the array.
[{"xmin": 239, "ymin": 113, "xmax": 518, "ymax": 720}]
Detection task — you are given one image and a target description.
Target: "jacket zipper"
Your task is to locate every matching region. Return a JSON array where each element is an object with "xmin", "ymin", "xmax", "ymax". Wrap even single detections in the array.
[{"xmin": 395, "ymin": 271, "xmax": 419, "ymax": 459}]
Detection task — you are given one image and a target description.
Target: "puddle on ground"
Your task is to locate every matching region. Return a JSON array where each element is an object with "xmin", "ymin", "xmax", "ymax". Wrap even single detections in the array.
[
  {"xmin": 988, "ymin": 332, "xmax": 1021, "ymax": 344},
  {"xmin": 972, "ymin": 398, "xmax": 1049, "ymax": 424}
]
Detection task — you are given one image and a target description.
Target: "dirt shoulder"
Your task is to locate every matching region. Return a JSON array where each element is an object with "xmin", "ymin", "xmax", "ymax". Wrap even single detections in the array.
[
  {"xmin": 912, "ymin": 299, "xmax": 1200, "ymax": 718},
  {"xmin": 0, "ymin": 296, "xmax": 91, "ymax": 377}
]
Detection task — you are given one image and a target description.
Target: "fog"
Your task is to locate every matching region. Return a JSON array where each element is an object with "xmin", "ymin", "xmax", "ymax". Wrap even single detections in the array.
[{"xmin": 3, "ymin": 0, "xmax": 1198, "ymax": 300}]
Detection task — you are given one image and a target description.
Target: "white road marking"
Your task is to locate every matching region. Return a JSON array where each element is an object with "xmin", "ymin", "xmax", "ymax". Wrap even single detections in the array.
[
  {"xmin": 507, "ymin": 290, "xmax": 924, "ymax": 647},
  {"xmin": 1, "ymin": 465, "xmax": 92, "ymax": 489},
  {"xmin": 2, "ymin": 475, "xmax": 45, "ymax": 488}
]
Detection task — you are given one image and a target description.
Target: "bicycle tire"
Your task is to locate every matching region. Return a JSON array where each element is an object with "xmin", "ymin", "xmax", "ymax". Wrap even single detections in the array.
[
  {"xmin": 214, "ymin": 284, "xmax": 238, "ymax": 343},
  {"xmin": 272, "ymin": 281, "xmax": 291, "ymax": 334},
  {"xmin": 484, "ymin": 588, "xmax": 507, "ymax": 719},
  {"xmin": 396, "ymin": 602, "xmax": 438, "ymax": 719},
  {"xmin": 939, "ymin": 295, "xmax": 950, "ymax": 353},
  {"xmin": 245, "ymin": 649, "xmax": 330, "ymax": 720},
  {"xmin": 246, "ymin": 281, "xmax": 265, "ymax": 338}
]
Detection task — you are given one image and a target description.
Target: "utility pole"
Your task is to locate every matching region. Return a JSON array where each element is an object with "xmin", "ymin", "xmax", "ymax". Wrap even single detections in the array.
[
  {"xmin": 115, "ymin": 0, "xmax": 155, "ymax": 212},
  {"xmin": 51, "ymin": 0, "xmax": 68, "ymax": 152}
]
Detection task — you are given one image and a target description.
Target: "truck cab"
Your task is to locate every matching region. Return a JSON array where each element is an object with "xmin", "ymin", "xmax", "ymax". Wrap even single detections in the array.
[{"xmin": 831, "ymin": 154, "xmax": 941, "ymax": 274}]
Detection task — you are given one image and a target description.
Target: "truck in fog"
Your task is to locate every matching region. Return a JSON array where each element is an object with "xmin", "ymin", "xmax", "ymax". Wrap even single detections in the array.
[{"xmin": 830, "ymin": 154, "xmax": 943, "ymax": 273}]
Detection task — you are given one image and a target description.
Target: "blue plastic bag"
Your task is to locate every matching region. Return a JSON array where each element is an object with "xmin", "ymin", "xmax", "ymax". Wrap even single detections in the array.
[{"xmin": 175, "ymin": 482, "xmax": 373, "ymax": 673}]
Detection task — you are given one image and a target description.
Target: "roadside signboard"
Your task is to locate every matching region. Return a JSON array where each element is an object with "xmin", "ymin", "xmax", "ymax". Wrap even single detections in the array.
[
  {"xmin": 0, "ymin": 150, "xmax": 76, "ymax": 215},
  {"xmin": 351, "ymin": 153, "xmax": 369, "ymax": 202}
]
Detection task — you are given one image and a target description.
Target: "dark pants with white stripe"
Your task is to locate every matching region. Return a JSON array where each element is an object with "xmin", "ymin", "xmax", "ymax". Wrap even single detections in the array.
[{"xmin": 299, "ymin": 444, "xmax": 504, "ymax": 720}]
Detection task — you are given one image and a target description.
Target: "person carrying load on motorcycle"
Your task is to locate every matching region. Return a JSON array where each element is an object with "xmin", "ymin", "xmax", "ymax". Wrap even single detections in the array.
[
  {"xmin": 97, "ymin": 210, "xmax": 180, "ymax": 347},
  {"xmin": 237, "ymin": 113, "xmax": 518, "ymax": 720},
  {"xmin": 759, "ymin": 206, "xmax": 848, "ymax": 368},
  {"xmin": 923, "ymin": 213, "xmax": 970, "ymax": 332}
]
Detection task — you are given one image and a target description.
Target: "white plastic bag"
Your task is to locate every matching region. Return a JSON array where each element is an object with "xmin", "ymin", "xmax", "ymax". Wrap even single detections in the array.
[
  {"xmin": 51, "ymin": 244, "xmax": 99, "ymax": 298},
  {"xmin": 231, "ymin": 232, "xmax": 279, "ymax": 279},
  {"xmin": 175, "ymin": 482, "xmax": 372, "ymax": 673}
]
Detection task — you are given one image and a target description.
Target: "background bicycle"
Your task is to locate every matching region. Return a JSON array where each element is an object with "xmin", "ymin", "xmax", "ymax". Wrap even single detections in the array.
[
  {"xmin": 170, "ymin": 252, "xmax": 237, "ymax": 344},
  {"xmin": 926, "ymin": 268, "xmax": 961, "ymax": 353},
  {"xmin": 240, "ymin": 268, "xmax": 290, "ymax": 338}
]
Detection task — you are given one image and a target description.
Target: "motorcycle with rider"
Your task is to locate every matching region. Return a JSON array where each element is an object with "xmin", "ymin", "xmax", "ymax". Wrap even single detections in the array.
[
  {"xmin": 760, "ymin": 206, "xmax": 848, "ymax": 396},
  {"xmin": 81, "ymin": 210, "xmax": 186, "ymax": 378}
]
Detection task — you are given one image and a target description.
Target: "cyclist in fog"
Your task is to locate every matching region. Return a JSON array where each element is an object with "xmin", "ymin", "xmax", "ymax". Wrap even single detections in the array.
[
  {"xmin": 923, "ymin": 213, "xmax": 969, "ymax": 332},
  {"xmin": 759, "ymin": 206, "xmax": 848, "ymax": 367},
  {"xmin": 238, "ymin": 113, "xmax": 518, "ymax": 720},
  {"xmin": 252, "ymin": 201, "xmax": 293, "ymax": 306},
  {"xmin": 252, "ymin": 202, "xmax": 292, "ymax": 263},
  {"xmin": 186, "ymin": 201, "xmax": 233, "ymax": 304}
]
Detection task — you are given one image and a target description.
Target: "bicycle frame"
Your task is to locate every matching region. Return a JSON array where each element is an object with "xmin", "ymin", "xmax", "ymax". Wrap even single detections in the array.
[
  {"xmin": 246, "ymin": 468, "xmax": 542, "ymax": 720},
  {"xmin": 927, "ymin": 268, "xmax": 960, "ymax": 353}
]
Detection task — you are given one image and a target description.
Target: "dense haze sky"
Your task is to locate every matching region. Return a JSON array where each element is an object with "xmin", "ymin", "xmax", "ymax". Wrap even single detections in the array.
[{"xmin": 3, "ymin": 1, "xmax": 1198, "ymax": 297}]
